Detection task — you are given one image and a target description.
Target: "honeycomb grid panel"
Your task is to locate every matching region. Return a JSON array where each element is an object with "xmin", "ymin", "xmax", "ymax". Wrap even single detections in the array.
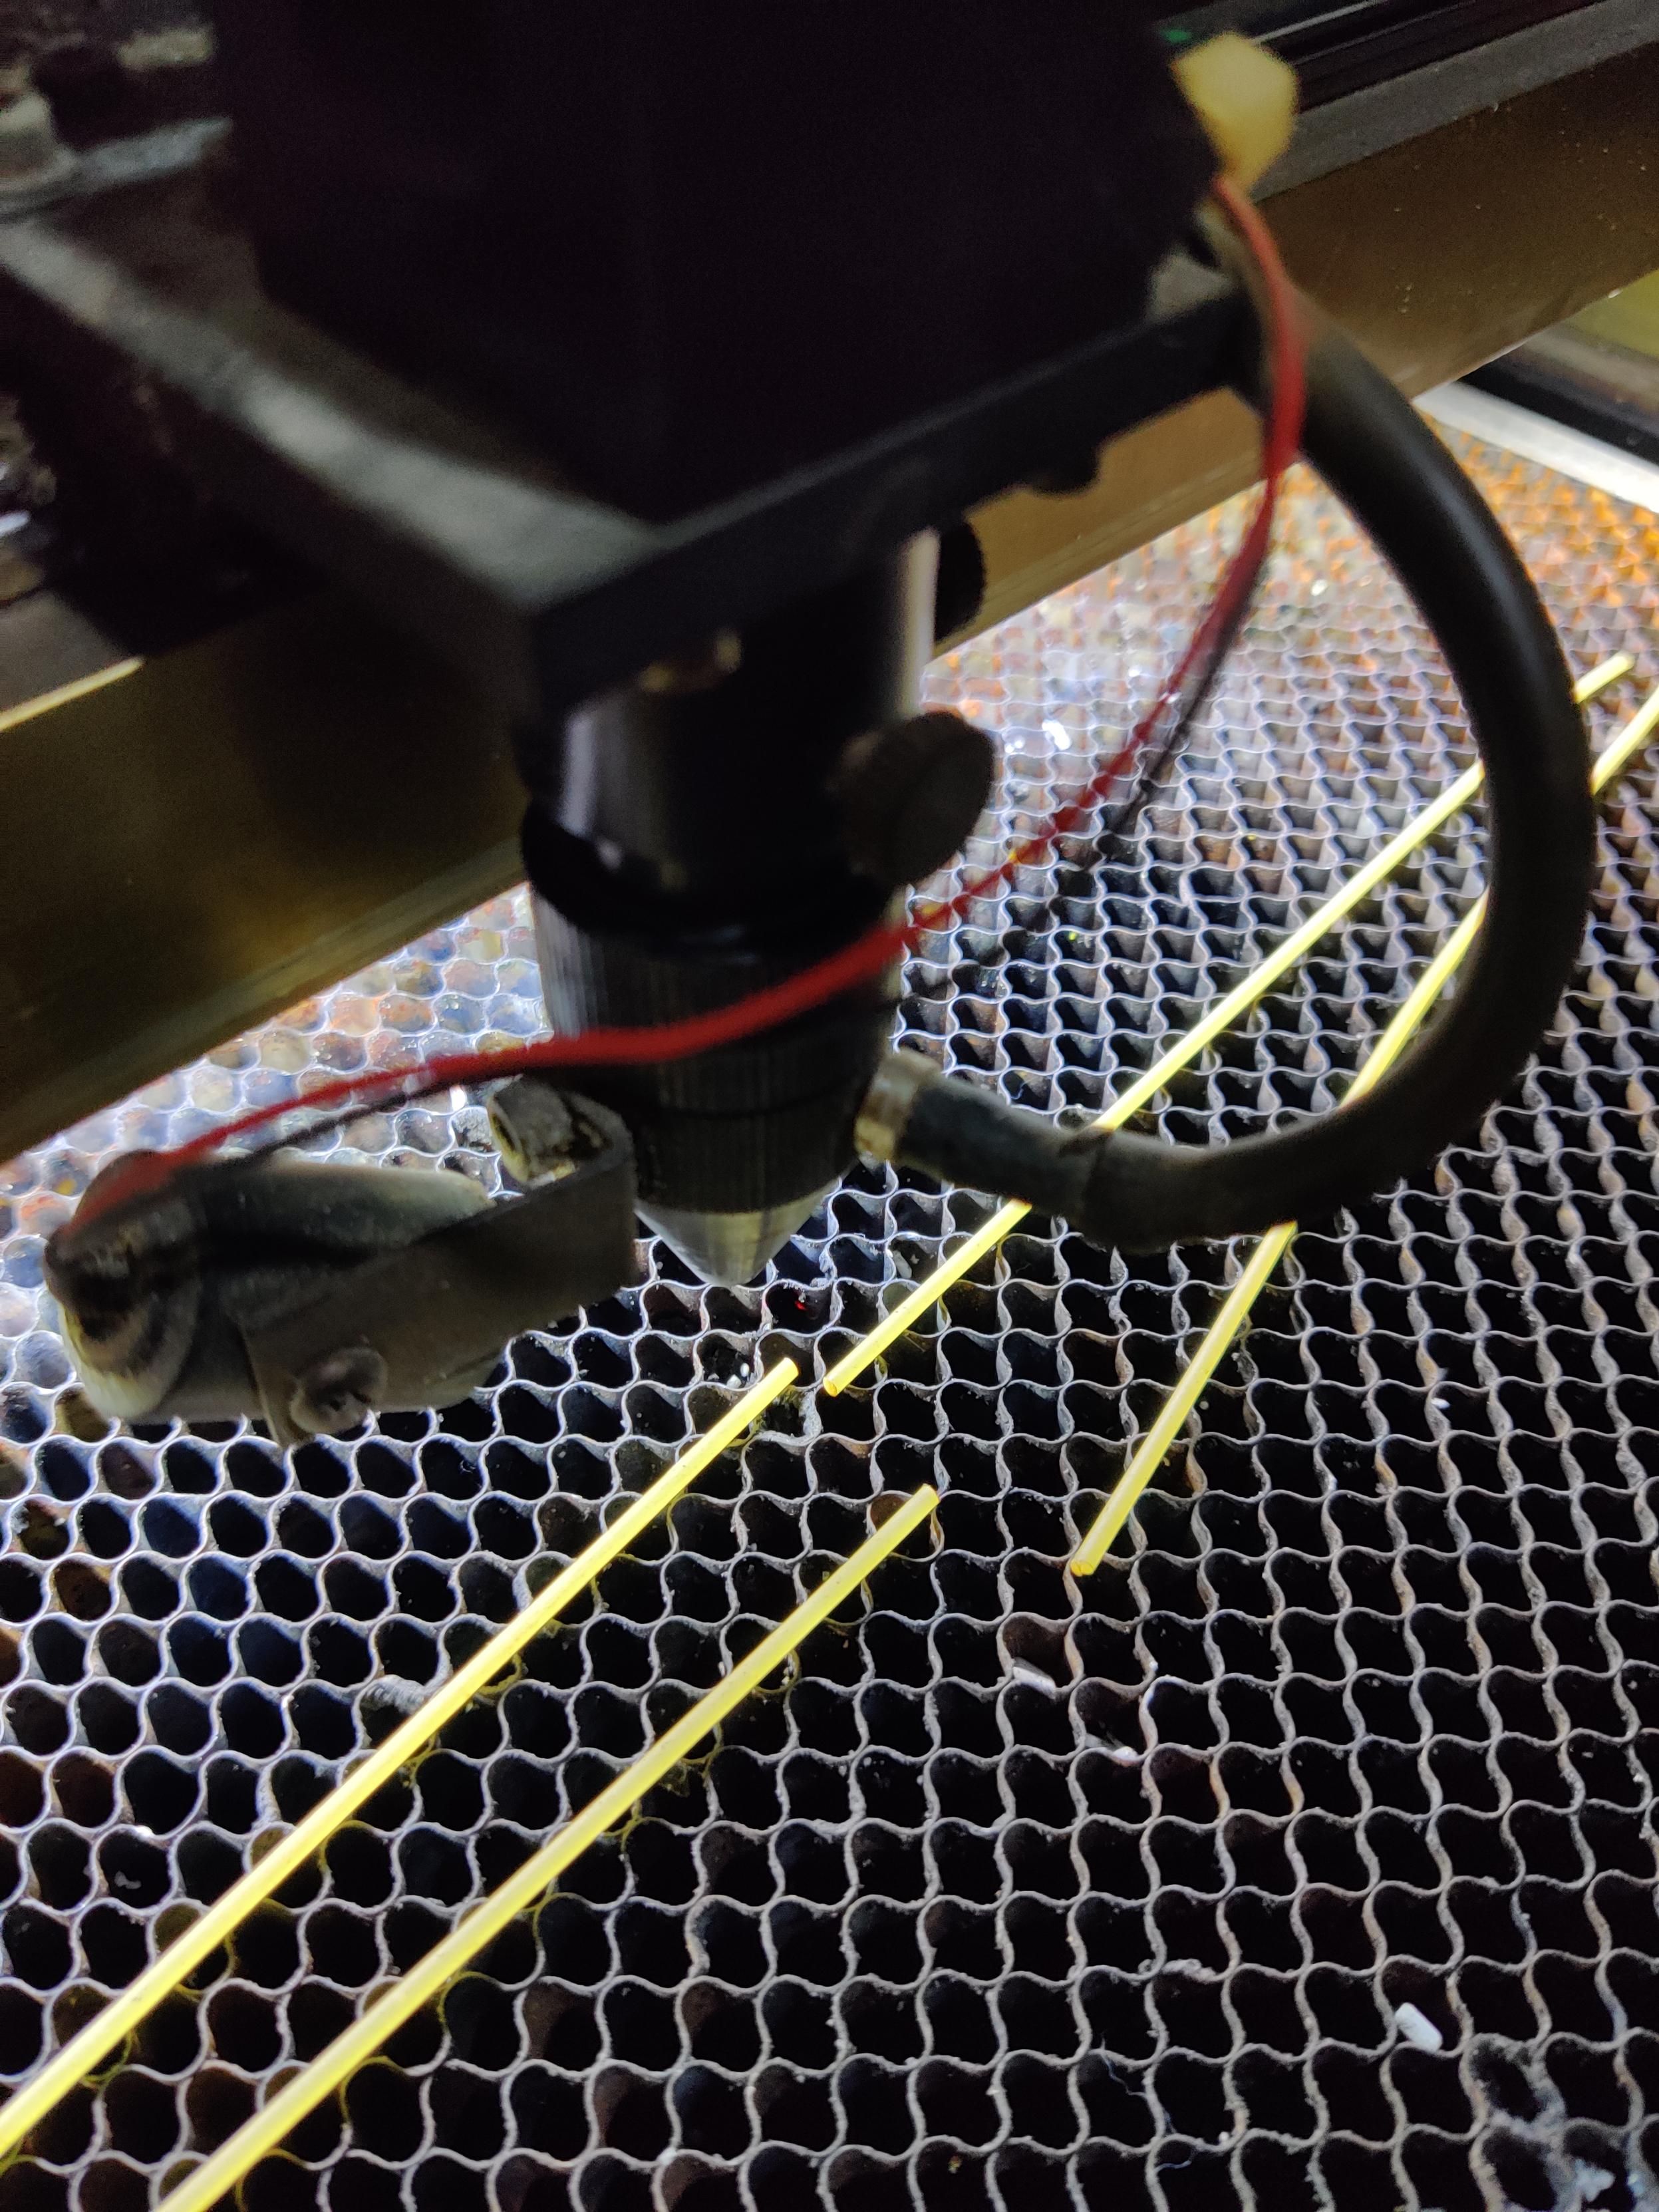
[{"xmin": 1, "ymin": 430, "xmax": 1658, "ymax": 2212}]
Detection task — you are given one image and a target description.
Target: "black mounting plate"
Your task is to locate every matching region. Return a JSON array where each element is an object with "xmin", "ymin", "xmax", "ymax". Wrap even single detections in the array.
[{"xmin": 0, "ymin": 136, "xmax": 1245, "ymax": 726}]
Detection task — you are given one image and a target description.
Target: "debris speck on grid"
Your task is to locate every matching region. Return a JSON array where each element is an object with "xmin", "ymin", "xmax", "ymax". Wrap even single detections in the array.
[{"xmin": 1392, "ymin": 2000, "xmax": 1445, "ymax": 2053}]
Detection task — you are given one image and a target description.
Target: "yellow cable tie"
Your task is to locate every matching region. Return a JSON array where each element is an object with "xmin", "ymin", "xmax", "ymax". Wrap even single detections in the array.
[
  {"xmin": 156, "ymin": 1485, "xmax": 938, "ymax": 2212},
  {"xmin": 822, "ymin": 654, "xmax": 1634, "ymax": 1398},
  {"xmin": 1072, "ymin": 671, "xmax": 1659, "ymax": 1574},
  {"xmin": 0, "ymin": 657, "xmax": 144, "ymax": 738},
  {"xmin": 0, "ymin": 1359, "xmax": 798, "ymax": 2163}
]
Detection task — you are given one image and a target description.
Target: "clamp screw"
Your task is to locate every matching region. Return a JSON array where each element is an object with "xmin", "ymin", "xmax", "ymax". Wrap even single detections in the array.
[
  {"xmin": 489, "ymin": 1078, "xmax": 579, "ymax": 1183},
  {"xmin": 289, "ymin": 1346, "xmax": 388, "ymax": 1437},
  {"xmin": 0, "ymin": 87, "xmax": 78, "ymax": 206}
]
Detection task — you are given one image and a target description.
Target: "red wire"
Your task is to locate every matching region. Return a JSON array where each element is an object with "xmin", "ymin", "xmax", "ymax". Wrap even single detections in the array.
[{"xmin": 78, "ymin": 178, "xmax": 1304, "ymax": 1229}]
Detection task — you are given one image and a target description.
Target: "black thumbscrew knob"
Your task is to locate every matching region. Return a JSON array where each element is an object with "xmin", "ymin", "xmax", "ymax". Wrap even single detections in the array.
[{"xmin": 833, "ymin": 710, "xmax": 996, "ymax": 891}]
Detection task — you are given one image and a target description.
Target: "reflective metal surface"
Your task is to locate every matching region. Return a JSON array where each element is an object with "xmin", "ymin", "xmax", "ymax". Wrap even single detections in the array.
[
  {"xmin": 641, "ymin": 1195, "xmax": 841, "ymax": 1295},
  {"xmin": 1575, "ymin": 273, "xmax": 1659, "ymax": 363},
  {"xmin": 3, "ymin": 430, "xmax": 1658, "ymax": 2208},
  {"xmin": 0, "ymin": 591, "xmax": 524, "ymax": 1166}
]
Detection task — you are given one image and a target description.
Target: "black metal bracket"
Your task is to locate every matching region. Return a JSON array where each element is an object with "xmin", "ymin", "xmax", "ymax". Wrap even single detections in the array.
[
  {"xmin": 242, "ymin": 1105, "xmax": 639, "ymax": 1447},
  {"xmin": 45, "ymin": 1098, "xmax": 640, "ymax": 1444},
  {"xmin": 0, "ymin": 140, "xmax": 1246, "ymax": 726}
]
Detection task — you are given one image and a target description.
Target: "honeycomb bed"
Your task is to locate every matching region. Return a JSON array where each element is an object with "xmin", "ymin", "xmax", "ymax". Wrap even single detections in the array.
[{"xmin": 2, "ymin": 424, "xmax": 1658, "ymax": 2212}]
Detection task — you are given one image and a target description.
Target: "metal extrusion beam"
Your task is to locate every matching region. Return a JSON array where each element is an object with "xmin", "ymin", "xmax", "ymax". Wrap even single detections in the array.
[
  {"xmin": 971, "ymin": 35, "xmax": 1659, "ymax": 631},
  {"xmin": 0, "ymin": 193, "xmax": 1240, "ymax": 724},
  {"xmin": 3, "ymin": 25, "xmax": 1659, "ymax": 1157}
]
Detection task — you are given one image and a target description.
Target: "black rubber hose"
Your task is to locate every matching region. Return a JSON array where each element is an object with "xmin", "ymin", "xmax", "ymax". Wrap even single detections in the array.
[{"xmin": 896, "ymin": 317, "xmax": 1595, "ymax": 1249}]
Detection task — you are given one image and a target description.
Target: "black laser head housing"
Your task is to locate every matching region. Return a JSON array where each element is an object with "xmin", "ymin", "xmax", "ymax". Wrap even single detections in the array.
[{"xmin": 210, "ymin": 0, "xmax": 1216, "ymax": 517}]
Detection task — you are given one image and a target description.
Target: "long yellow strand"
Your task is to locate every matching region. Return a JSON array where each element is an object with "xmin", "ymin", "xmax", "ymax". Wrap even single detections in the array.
[
  {"xmin": 0, "ymin": 1361, "xmax": 798, "ymax": 2161},
  {"xmin": 156, "ymin": 1488, "xmax": 937, "ymax": 2212},
  {"xmin": 3, "ymin": 659, "xmax": 1646, "ymax": 2165}
]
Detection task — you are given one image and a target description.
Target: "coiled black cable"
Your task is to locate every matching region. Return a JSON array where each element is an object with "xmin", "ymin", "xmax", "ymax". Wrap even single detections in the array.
[{"xmin": 892, "ymin": 314, "xmax": 1596, "ymax": 1249}]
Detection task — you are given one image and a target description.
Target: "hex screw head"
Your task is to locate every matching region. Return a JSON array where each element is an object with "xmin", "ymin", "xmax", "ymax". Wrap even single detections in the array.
[
  {"xmin": 0, "ymin": 88, "xmax": 78, "ymax": 204},
  {"xmin": 289, "ymin": 1345, "xmax": 388, "ymax": 1436}
]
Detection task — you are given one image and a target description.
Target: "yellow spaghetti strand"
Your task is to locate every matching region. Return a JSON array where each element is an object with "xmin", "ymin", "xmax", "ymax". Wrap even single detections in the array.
[
  {"xmin": 0, "ymin": 657, "xmax": 144, "ymax": 738},
  {"xmin": 156, "ymin": 1485, "xmax": 938, "ymax": 2212},
  {"xmin": 1072, "ymin": 1223, "xmax": 1296, "ymax": 1573},
  {"xmin": 1072, "ymin": 675, "xmax": 1659, "ymax": 1574},
  {"xmin": 0, "ymin": 1359, "xmax": 798, "ymax": 2163},
  {"xmin": 5, "ymin": 664, "xmax": 1644, "ymax": 2161},
  {"xmin": 823, "ymin": 1197, "xmax": 1031, "ymax": 1392},
  {"xmin": 1584, "ymin": 673, "xmax": 1659, "ymax": 791},
  {"xmin": 822, "ymin": 653, "xmax": 1634, "ymax": 1396},
  {"xmin": 1072, "ymin": 905, "xmax": 1482, "ymax": 1573}
]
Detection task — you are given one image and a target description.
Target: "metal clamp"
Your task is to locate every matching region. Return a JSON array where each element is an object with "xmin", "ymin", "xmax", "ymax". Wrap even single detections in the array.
[{"xmin": 47, "ymin": 1090, "xmax": 639, "ymax": 1446}]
